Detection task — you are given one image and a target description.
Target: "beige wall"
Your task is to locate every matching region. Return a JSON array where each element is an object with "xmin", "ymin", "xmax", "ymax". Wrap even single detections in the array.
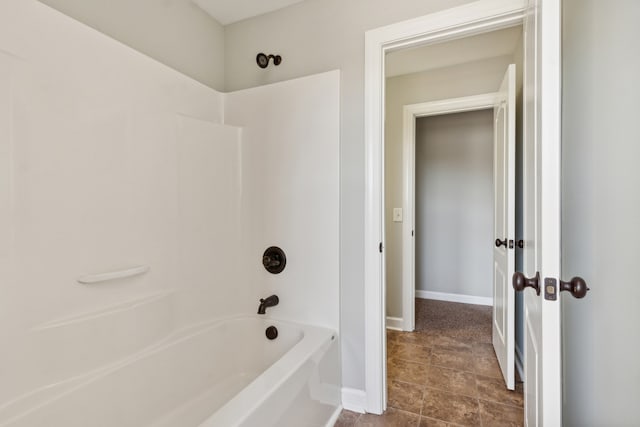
[
  {"xmin": 414, "ymin": 110, "xmax": 494, "ymax": 300},
  {"xmin": 224, "ymin": 0, "xmax": 476, "ymax": 390},
  {"xmin": 37, "ymin": 0, "xmax": 225, "ymax": 90},
  {"xmin": 562, "ymin": 0, "xmax": 640, "ymax": 424},
  {"xmin": 384, "ymin": 55, "xmax": 516, "ymax": 318}
]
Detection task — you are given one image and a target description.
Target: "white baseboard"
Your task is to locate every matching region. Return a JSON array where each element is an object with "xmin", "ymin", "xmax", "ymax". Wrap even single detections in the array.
[
  {"xmin": 341, "ymin": 388, "xmax": 366, "ymax": 414},
  {"xmin": 385, "ymin": 316, "xmax": 404, "ymax": 331},
  {"xmin": 416, "ymin": 290, "xmax": 493, "ymax": 306},
  {"xmin": 515, "ymin": 343, "xmax": 525, "ymax": 382},
  {"xmin": 325, "ymin": 406, "xmax": 343, "ymax": 427}
]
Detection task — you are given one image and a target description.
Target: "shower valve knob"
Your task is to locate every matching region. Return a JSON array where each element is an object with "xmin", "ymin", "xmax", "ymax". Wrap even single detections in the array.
[
  {"xmin": 262, "ymin": 256, "xmax": 280, "ymax": 267},
  {"xmin": 262, "ymin": 246, "xmax": 286, "ymax": 274}
]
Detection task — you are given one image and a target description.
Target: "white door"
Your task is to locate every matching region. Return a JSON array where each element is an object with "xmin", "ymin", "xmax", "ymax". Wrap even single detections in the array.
[
  {"xmin": 521, "ymin": 0, "xmax": 562, "ymax": 425},
  {"xmin": 492, "ymin": 64, "xmax": 516, "ymax": 391}
]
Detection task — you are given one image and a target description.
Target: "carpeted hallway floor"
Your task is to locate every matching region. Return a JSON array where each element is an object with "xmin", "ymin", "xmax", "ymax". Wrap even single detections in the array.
[{"xmin": 335, "ymin": 299, "xmax": 523, "ymax": 426}]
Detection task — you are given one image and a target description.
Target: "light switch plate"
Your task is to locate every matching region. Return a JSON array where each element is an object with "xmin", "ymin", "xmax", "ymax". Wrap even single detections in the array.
[{"xmin": 393, "ymin": 208, "xmax": 403, "ymax": 222}]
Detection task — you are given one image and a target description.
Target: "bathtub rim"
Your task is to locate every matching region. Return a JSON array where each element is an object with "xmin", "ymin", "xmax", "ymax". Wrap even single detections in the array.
[
  {"xmin": 197, "ymin": 318, "xmax": 338, "ymax": 427},
  {"xmin": 0, "ymin": 314, "xmax": 338, "ymax": 426}
]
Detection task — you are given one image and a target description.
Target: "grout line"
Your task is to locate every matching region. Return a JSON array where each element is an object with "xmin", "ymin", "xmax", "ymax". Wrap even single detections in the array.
[
  {"xmin": 388, "ymin": 378, "xmax": 426, "ymax": 388},
  {"xmin": 478, "ymin": 397, "xmax": 525, "ymax": 410}
]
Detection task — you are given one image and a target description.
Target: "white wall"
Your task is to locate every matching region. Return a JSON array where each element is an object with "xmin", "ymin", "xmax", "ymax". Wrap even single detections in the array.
[
  {"xmin": 223, "ymin": 0, "xmax": 477, "ymax": 390},
  {"xmin": 384, "ymin": 56, "xmax": 516, "ymax": 318},
  {"xmin": 0, "ymin": 0, "xmax": 246, "ymax": 408},
  {"xmin": 37, "ymin": 0, "xmax": 225, "ymax": 90},
  {"xmin": 414, "ymin": 111, "xmax": 494, "ymax": 299},
  {"xmin": 225, "ymin": 71, "xmax": 341, "ymax": 332},
  {"xmin": 562, "ymin": 0, "xmax": 640, "ymax": 425}
]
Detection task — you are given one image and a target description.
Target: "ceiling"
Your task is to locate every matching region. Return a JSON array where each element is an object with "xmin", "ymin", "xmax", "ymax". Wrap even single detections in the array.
[
  {"xmin": 385, "ymin": 26, "xmax": 522, "ymax": 78},
  {"xmin": 193, "ymin": 0, "xmax": 306, "ymax": 25}
]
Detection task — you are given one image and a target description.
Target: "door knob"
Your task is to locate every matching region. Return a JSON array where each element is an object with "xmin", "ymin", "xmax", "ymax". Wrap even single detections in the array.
[
  {"xmin": 560, "ymin": 277, "xmax": 590, "ymax": 299},
  {"xmin": 512, "ymin": 272, "xmax": 540, "ymax": 295},
  {"xmin": 495, "ymin": 238, "xmax": 508, "ymax": 248}
]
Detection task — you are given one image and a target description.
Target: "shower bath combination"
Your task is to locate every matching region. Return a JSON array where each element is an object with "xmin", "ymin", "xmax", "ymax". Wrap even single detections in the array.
[
  {"xmin": 1, "ymin": 1, "xmax": 341, "ymax": 425},
  {"xmin": 256, "ymin": 52, "xmax": 282, "ymax": 68}
]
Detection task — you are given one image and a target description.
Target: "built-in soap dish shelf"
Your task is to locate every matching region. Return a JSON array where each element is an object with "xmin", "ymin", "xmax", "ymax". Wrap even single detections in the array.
[{"xmin": 76, "ymin": 265, "xmax": 150, "ymax": 285}]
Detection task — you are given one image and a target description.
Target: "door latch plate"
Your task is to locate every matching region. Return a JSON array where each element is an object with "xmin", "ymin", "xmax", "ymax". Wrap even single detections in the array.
[{"xmin": 544, "ymin": 278, "xmax": 557, "ymax": 301}]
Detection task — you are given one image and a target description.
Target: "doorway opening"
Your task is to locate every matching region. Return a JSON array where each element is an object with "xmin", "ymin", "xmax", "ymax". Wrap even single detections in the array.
[
  {"xmin": 364, "ymin": 0, "xmax": 564, "ymax": 422},
  {"xmin": 384, "ymin": 24, "xmax": 524, "ymax": 352},
  {"xmin": 363, "ymin": 2, "xmax": 527, "ymax": 414},
  {"xmin": 381, "ymin": 29, "xmax": 525, "ymax": 422},
  {"xmin": 408, "ymin": 108, "xmax": 495, "ymax": 314}
]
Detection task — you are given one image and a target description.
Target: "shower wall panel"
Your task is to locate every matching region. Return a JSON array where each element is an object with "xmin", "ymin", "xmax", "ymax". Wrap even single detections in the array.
[
  {"xmin": 0, "ymin": 0, "xmax": 245, "ymax": 409},
  {"xmin": 225, "ymin": 71, "xmax": 341, "ymax": 331}
]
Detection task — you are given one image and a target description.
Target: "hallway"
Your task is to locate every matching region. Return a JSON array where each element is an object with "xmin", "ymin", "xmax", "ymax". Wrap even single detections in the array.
[{"xmin": 336, "ymin": 299, "xmax": 523, "ymax": 426}]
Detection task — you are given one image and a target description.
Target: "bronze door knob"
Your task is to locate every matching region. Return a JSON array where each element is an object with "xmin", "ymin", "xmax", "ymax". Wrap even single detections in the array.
[
  {"xmin": 512, "ymin": 271, "xmax": 541, "ymax": 295},
  {"xmin": 560, "ymin": 277, "xmax": 590, "ymax": 299}
]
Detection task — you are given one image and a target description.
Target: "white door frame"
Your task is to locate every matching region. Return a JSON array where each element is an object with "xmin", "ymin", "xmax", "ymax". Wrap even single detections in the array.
[
  {"xmin": 400, "ymin": 93, "xmax": 500, "ymax": 332},
  {"xmin": 522, "ymin": 0, "xmax": 563, "ymax": 423},
  {"xmin": 363, "ymin": 0, "xmax": 526, "ymax": 414}
]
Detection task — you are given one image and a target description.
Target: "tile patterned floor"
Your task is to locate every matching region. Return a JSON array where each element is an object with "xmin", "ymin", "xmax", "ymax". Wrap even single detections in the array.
[{"xmin": 336, "ymin": 299, "xmax": 523, "ymax": 427}]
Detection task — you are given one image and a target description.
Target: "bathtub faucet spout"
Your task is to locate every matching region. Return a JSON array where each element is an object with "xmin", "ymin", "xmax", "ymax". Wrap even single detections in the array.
[{"xmin": 257, "ymin": 295, "xmax": 279, "ymax": 314}]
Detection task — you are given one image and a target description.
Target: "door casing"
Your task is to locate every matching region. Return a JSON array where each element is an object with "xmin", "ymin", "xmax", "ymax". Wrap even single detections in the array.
[
  {"xmin": 399, "ymin": 93, "xmax": 501, "ymax": 333},
  {"xmin": 363, "ymin": 0, "xmax": 526, "ymax": 414}
]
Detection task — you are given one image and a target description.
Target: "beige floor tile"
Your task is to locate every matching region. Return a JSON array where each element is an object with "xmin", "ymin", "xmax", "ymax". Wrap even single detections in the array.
[
  {"xmin": 392, "ymin": 341, "xmax": 431, "ymax": 364},
  {"xmin": 356, "ymin": 408, "xmax": 421, "ymax": 427},
  {"xmin": 387, "ymin": 329, "xmax": 401, "ymax": 343},
  {"xmin": 422, "ymin": 388, "xmax": 481, "ymax": 426},
  {"xmin": 424, "ymin": 365, "xmax": 477, "ymax": 398},
  {"xmin": 339, "ymin": 300, "xmax": 524, "ymax": 426},
  {"xmin": 426, "ymin": 335, "xmax": 473, "ymax": 354},
  {"xmin": 393, "ymin": 331, "xmax": 433, "ymax": 347},
  {"xmin": 478, "ymin": 400, "xmax": 524, "ymax": 427},
  {"xmin": 471, "ymin": 342, "xmax": 496, "ymax": 358},
  {"xmin": 335, "ymin": 409, "xmax": 361, "ymax": 427},
  {"xmin": 475, "ymin": 375, "xmax": 524, "ymax": 407},
  {"xmin": 388, "ymin": 358, "xmax": 429, "ymax": 385},
  {"xmin": 388, "ymin": 379, "xmax": 425, "ymax": 414},
  {"xmin": 472, "ymin": 355, "xmax": 503, "ymax": 379},
  {"xmin": 429, "ymin": 348, "xmax": 476, "ymax": 373},
  {"xmin": 418, "ymin": 416, "xmax": 449, "ymax": 426}
]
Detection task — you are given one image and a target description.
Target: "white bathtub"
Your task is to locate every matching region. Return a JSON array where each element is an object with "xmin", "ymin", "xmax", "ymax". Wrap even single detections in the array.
[{"xmin": 0, "ymin": 316, "xmax": 342, "ymax": 427}]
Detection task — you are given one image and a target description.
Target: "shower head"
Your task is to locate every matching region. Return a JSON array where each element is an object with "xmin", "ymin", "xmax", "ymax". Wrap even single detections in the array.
[{"xmin": 256, "ymin": 53, "xmax": 282, "ymax": 69}]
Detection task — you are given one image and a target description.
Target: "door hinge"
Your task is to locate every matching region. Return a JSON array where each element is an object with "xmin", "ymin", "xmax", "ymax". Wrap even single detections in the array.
[
  {"xmin": 379, "ymin": 242, "xmax": 383, "ymax": 253},
  {"xmin": 411, "ymin": 230, "xmax": 414, "ymax": 237}
]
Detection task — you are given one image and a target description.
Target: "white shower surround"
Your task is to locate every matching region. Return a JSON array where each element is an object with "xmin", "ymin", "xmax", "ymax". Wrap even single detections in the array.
[
  {"xmin": 0, "ymin": 0, "xmax": 341, "ymax": 425},
  {"xmin": 225, "ymin": 71, "xmax": 341, "ymax": 332}
]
